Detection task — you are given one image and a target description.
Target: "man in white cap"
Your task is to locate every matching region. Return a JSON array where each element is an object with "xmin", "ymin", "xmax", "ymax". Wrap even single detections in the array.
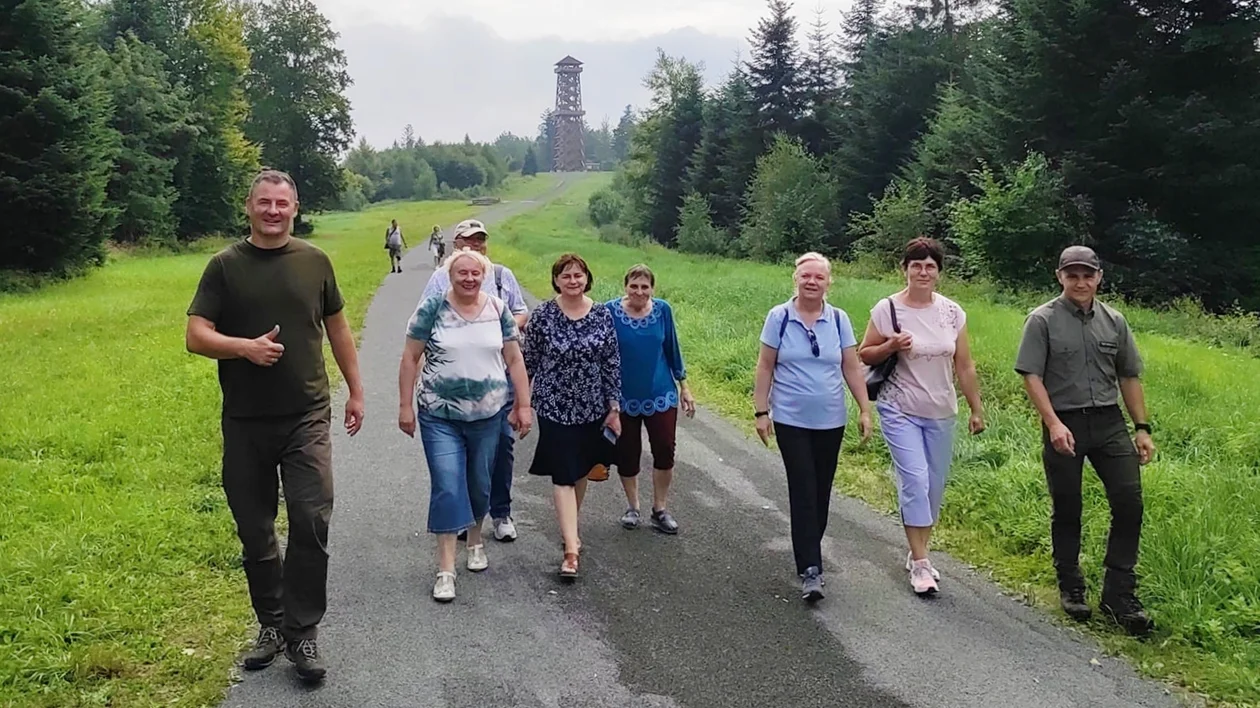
[
  {"xmin": 420, "ymin": 219, "xmax": 529, "ymax": 542},
  {"xmin": 1014, "ymin": 245, "xmax": 1155, "ymax": 637}
]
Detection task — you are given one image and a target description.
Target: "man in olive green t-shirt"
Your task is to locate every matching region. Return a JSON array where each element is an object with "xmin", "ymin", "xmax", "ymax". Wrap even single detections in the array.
[
  {"xmin": 186, "ymin": 169, "xmax": 365, "ymax": 682},
  {"xmin": 1014, "ymin": 245, "xmax": 1155, "ymax": 637}
]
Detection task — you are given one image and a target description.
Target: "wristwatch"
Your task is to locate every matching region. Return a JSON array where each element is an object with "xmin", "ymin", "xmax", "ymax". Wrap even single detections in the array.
[
  {"xmin": 1134, "ymin": 423, "xmax": 1152, "ymax": 434},
  {"xmin": 754, "ymin": 410, "xmax": 769, "ymax": 419}
]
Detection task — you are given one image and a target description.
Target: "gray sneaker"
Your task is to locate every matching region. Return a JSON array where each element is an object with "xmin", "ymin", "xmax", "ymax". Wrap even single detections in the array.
[
  {"xmin": 801, "ymin": 566, "xmax": 825, "ymax": 603},
  {"xmin": 493, "ymin": 517, "xmax": 517, "ymax": 542},
  {"xmin": 242, "ymin": 626, "xmax": 285, "ymax": 670},
  {"xmin": 620, "ymin": 508, "xmax": 641, "ymax": 529}
]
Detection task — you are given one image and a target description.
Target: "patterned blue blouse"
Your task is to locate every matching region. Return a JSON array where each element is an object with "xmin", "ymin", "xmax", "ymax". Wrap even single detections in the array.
[
  {"xmin": 523, "ymin": 299, "xmax": 622, "ymax": 426},
  {"xmin": 606, "ymin": 298, "xmax": 687, "ymax": 417}
]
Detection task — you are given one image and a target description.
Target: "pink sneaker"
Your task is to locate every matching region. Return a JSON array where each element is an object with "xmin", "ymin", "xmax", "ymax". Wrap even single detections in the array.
[{"xmin": 910, "ymin": 559, "xmax": 939, "ymax": 595}]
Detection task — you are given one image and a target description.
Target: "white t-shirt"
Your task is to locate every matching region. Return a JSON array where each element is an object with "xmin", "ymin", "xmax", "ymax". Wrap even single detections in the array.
[
  {"xmin": 404, "ymin": 294, "xmax": 519, "ymax": 422},
  {"xmin": 870, "ymin": 293, "xmax": 966, "ymax": 420}
]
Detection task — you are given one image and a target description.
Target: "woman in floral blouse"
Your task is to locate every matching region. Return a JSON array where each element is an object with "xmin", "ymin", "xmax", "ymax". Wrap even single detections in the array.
[{"xmin": 523, "ymin": 253, "xmax": 622, "ymax": 580}]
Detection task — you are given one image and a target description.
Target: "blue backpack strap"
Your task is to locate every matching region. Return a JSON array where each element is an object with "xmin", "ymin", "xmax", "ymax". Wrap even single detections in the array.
[{"xmin": 779, "ymin": 307, "xmax": 790, "ymax": 340}]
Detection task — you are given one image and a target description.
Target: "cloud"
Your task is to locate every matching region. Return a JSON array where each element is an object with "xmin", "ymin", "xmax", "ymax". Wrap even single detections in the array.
[
  {"xmin": 316, "ymin": 0, "xmax": 854, "ymax": 42},
  {"xmin": 339, "ymin": 16, "xmax": 747, "ymax": 147}
]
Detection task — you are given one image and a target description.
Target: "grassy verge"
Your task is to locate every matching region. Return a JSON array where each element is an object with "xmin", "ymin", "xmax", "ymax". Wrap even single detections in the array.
[
  {"xmin": 490, "ymin": 174, "xmax": 1260, "ymax": 707},
  {"xmin": 0, "ymin": 174, "xmax": 559, "ymax": 707}
]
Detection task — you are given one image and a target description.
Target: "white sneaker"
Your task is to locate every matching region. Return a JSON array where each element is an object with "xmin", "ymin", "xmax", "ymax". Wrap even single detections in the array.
[
  {"xmin": 493, "ymin": 517, "xmax": 517, "ymax": 542},
  {"xmin": 467, "ymin": 544, "xmax": 489, "ymax": 572},
  {"xmin": 906, "ymin": 552, "xmax": 941, "ymax": 581},
  {"xmin": 433, "ymin": 571, "xmax": 456, "ymax": 602}
]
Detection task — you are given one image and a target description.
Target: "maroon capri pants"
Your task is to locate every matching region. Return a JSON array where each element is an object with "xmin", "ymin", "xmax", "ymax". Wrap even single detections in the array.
[{"xmin": 615, "ymin": 407, "xmax": 679, "ymax": 477}]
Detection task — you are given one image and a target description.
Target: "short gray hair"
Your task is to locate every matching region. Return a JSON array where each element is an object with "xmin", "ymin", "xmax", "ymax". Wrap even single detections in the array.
[{"xmin": 249, "ymin": 168, "xmax": 299, "ymax": 201}]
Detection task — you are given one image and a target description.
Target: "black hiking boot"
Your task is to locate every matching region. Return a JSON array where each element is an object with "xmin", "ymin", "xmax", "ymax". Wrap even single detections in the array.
[
  {"xmin": 1060, "ymin": 587, "xmax": 1092, "ymax": 621},
  {"xmin": 241, "ymin": 626, "xmax": 285, "ymax": 670},
  {"xmin": 1100, "ymin": 592, "xmax": 1154, "ymax": 637},
  {"xmin": 285, "ymin": 638, "xmax": 327, "ymax": 682}
]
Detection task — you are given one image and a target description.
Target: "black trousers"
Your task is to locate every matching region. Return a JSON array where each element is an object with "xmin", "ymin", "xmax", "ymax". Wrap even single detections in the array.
[
  {"xmin": 774, "ymin": 422, "xmax": 846, "ymax": 575},
  {"xmin": 1042, "ymin": 406, "xmax": 1143, "ymax": 596},
  {"xmin": 222, "ymin": 405, "xmax": 334, "ymax": 641}
]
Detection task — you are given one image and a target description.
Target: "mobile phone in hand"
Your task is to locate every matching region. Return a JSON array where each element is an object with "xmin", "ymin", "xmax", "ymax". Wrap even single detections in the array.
[{"xmin": 602, "ymin": 425, "xmax": 618, "ymax": 444}]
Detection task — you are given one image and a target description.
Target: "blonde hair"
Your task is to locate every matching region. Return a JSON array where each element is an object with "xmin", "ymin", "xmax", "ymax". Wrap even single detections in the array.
[
  {"xmin": 444, "ymin": 248, "xmax": 493, "ymax": 278},
  {"xmin": 794, "ymin": 251, "xmax": 831, "ymax": 272}
]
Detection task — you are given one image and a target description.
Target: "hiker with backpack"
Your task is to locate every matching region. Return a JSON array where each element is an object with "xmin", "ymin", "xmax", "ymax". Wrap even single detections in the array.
[
  {"xmin": 429, "ymin": 225, "xmax": 445, "ymax": 267},
  {"xmin": 752, "ymin": 252, "xmax": 872, "ymax": 603},
  {"xmin": 419, "ymin": 219, "xmax": 529, "ymax": 544},
  {"xmin": 385, "ymin": 220, "xmax": 405, "ymax": 273},
  {"xmin": 857, "ymin": 237, "xmax": 985, "ymax": 597}
]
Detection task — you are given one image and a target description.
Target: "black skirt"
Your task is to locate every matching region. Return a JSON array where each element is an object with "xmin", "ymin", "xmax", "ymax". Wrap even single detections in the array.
[{"xmin": 529, "ymin": 417, "xmax": 615, "ymax": 487}]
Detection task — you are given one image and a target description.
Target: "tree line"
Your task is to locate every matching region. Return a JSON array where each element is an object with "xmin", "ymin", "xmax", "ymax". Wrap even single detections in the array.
[
  {"xmin": 332, "ymin": 102, "xmax": 636, "ymax": 211},
  {"xmin": 3, "ymin": 0, "xmax": 352, "ymax": 281},
  {"xmin": 596, "ymin": 0, "xmax": 1260, "ymax": 312}
]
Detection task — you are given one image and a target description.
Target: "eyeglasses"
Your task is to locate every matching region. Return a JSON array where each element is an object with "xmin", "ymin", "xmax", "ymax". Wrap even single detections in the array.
[{"xmin": 805, "ymin": 329, "xmax": 820, "ymax": 357}]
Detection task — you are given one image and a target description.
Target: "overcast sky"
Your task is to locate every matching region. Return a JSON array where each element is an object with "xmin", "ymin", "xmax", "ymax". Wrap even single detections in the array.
[{"xmin": 310, "ymin": 0, "xmax": 856, "ymax": 147}]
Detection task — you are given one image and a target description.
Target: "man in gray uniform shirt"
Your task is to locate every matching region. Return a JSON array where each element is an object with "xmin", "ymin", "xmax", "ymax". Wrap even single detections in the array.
[{"xmin": 1015, "ymin": 245, "xmax": 1155, "ymax": 637}]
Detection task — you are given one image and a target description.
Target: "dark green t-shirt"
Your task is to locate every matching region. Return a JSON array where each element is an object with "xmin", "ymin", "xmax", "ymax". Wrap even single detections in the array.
[{"xmin": 187, "ymin": 238, "xmax": 345, "ymax": 418}]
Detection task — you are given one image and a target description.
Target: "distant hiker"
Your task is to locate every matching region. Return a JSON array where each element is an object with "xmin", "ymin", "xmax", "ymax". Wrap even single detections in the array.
[
  {"xmin": 606, "ymin": 264, "xmax": 695, "ymax": 534},
  {"xmin": 420, "ymin": 219, "xmax": 529, "ymax": 543},
  {"xmin": 185, "ymin": 168, "xmax": 365, "ymax": 683},
  {"xmin": 385, "ymin": 219, "xmax": 405, "ymax": 273},
  {"xmin": 1014, "ymin": 245, "xmax": 1155, "ymax": 636},
  {"xmin": 752, "ymin": 252, "xmax": 872, "ymax": 603},
  {"xmin": 398, "ymin": 248, "xmax": 532, "ymax": 602},
  {"xmin": 522, "ymin": 253, "xmax": 622, "ymax": 580},
  {"xmin": 429, "ymin": 225, "xmax": 445, "ymax": 267},
  {"xmin": 857, "ymin": 237, "xmax": 985, "ymax": 596}
]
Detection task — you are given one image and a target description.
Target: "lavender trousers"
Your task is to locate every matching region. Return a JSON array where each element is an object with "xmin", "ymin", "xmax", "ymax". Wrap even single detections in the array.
[{"xmin": 877, "ymin": 402, "xmax": 957, "ymax": 528}]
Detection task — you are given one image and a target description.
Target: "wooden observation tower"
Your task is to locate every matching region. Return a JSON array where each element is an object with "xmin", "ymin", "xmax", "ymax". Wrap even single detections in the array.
[{"xmin": 552, "ymin": 56, "xmax": 586, "ymax": 172}]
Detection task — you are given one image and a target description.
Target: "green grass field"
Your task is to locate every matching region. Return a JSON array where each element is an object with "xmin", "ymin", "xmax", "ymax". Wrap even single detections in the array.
[
  {"xmin": 488, "ymin": 175, "xmax": 1260, "ymax": 706},
  {"xmin": 0, "ymin": 174, "xmax": 559, "ymax": 707}
]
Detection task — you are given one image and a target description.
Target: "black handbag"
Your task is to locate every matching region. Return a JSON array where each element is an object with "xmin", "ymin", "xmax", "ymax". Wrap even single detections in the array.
[{"xmin": 865, "ymin": 297, "xmax": 901, "ymax": 401}]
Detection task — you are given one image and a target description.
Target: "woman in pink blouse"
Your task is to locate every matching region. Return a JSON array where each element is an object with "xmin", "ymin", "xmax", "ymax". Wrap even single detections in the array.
[{"xmin": 858, "ymin": 238, "xmax": 984, "ymax": 596}]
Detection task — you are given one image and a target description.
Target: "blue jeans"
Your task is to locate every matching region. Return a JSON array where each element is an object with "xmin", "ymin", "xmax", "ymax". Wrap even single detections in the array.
[
  {"xmin": 489, "ymin": 410, "xmax": 515, "ymax": 520},
  {"xmin": 417, "ymin": 409, "xmax": 504, "ymax": 534}
]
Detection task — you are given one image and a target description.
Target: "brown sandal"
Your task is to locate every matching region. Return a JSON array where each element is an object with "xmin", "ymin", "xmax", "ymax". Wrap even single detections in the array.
[{"xmin": 559, "ymin": 552, "xmax": 579, "ymax": 579}]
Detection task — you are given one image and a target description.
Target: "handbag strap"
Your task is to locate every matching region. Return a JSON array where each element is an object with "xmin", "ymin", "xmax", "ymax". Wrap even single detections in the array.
[{"xmin": 888, "ymin": 297, "xmax": 901, "ymax": 334}]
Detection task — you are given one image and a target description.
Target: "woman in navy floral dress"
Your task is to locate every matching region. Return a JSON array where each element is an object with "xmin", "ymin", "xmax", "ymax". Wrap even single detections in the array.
[{"xmin": 523, "ymin": 253, "xmax": 622, "ymax": 579}]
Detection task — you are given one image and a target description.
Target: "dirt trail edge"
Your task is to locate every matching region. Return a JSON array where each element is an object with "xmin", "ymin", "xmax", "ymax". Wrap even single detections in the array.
[{"xmin": 221, "ymin": 172, "xmax": 1179, "ymax": 708}]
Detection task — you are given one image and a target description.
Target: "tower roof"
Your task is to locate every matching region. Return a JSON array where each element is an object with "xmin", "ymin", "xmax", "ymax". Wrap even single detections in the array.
[{"xmin": 555, "ymin": 55, "xmax": 583, "ymax": 66}]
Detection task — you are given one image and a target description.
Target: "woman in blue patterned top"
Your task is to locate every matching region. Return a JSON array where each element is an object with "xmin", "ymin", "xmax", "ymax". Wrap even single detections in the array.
[
  {"xmin": 523, "ymin": 253, "xmax": 622, "ymax": 580},
  {"xmin": 606, "ymin": 264, "xmax": 696, "ymax": 534}
]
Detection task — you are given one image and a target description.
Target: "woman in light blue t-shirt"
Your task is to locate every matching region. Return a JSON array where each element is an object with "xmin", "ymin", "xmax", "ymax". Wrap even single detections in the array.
[{"xmin": 752, "ymin": 252, "xmax": 872, "ymax": 604}]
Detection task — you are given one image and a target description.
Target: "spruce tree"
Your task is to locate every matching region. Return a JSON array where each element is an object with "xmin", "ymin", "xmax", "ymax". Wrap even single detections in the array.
[
  {"xmin": 745, "ymin": 0, "xmax": 806, "ymax": 144},
  {"xmin": 102, "ymin": 33, "xmax": 193, "ymax": 244},
  {"xmin": 522, "ymin": 146, "xmax": 539, "ymax": 176},
  {"xmin": 1, "ymin": 0, "xmax": 117, "ymax": 273}
]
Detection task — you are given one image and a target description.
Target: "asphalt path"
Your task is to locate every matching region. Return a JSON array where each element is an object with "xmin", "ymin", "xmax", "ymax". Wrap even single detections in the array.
[{"xmin": 220, "ymin": 174, "xmax": 1179, "ymax": 708}]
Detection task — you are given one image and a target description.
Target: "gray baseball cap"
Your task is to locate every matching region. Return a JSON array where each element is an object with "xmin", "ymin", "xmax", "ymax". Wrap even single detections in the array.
[
  {"xmin": 453, "ymin": 219, "xmax": 489, "ymax": 239},
  {"xmin": 1058, "ymin": 245, "xmax": 1101, "ymax": 271}
]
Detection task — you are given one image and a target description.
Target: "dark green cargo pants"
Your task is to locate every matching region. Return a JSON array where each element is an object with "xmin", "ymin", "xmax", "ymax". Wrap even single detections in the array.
[
  {"xmin": 222, "ymin": 405, "xmax": 333, "ymax": 642},
  {"xmin": 1042, "ymin": 405, "xmax": 1143, "ymax": 596}
]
